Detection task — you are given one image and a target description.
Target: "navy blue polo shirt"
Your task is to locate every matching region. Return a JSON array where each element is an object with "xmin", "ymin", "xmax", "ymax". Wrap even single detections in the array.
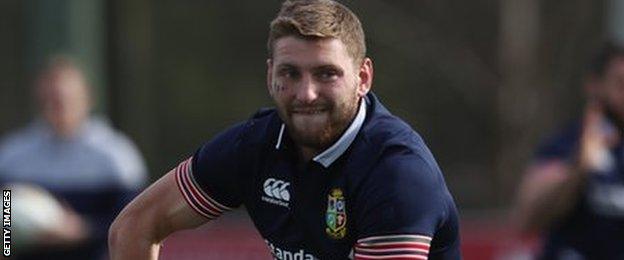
[
  {"xmin": 175, "ymin": 93, "xmax": 460, "ymax": 259},
  {"xmin": 534, "ymin": 121, "xmax": 624, "ymax": 259}
]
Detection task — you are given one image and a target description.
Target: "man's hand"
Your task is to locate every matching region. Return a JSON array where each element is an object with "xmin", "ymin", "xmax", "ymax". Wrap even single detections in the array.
[
  {"xmin": 578, "ymin": 101, "xmax": 620, "ymax": 172},
  {"xmin": 38, "ymin": 205, "xmax": 90, "ymax": 247}
]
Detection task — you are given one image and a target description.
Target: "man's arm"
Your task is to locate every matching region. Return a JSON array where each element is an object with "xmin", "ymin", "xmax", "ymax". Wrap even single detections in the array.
[
  {"xmin": 353, "ymin": 151, "xmax": 460, "ymax": 259},
  {"xmin": 108, "ymin": 169, "xmax": 207, "ymax": 260},
  {"xmin": 109, "ymin": 122, "xmax": 247, "ymax": 259},
  {"xmin": 513, "ymin": 160, "xmax": 586, "ymax": 235},
  {"xmin": 513, "ymin": 102, "xmax": 617, "ymax": 235}
]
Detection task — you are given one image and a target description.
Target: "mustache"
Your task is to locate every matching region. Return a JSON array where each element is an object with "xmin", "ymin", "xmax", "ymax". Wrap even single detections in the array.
[{"xmin": 288, "ymin": 102, "xmax": 330, "ymax": 113}]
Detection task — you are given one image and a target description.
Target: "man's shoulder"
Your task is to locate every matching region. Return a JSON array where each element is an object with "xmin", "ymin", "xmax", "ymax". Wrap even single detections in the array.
[
  {"xmin": 250, "ymin": 107, "xmax": 277, "ymax": 120},
  {"xmin": 362, "ymin": 114, "xmax": 423, "ymax": 150},
  {"xmin": 195, "ymin": 107, "xmax": 279, "ymax": 159},
  {"xmin": 0, "ymin": 122, "xmax": 46, "ymax": 161},
  {"xmin": 351, "ymin": 95, "xmax": 444, "ymax": 189},
  {"xmin": 535, "ymin": 120, "xmax": 582, "ymax": 161},
  {"xmin": 83, "ymin": 117, "xmax": 144, "ymax": 159},
  {"xmin": 239, "ymin": 107, "xmax": 280, "ymax": 145},
  {"xmin": 348, "ymin": 99, "xmax": 457, "ymax": 248},
  {"xmin": 366, "ymin": 139, "xmax": 444, "ymax": 190},
  {"xmin": 360, "ymin": 94, "xmax": 433, "ymax": 166}
]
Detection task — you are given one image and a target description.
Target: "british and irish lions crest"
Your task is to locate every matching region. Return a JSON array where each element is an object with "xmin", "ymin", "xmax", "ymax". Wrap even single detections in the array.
[{"xmin": 325, "ymin": 188, "xmax": 347, "ymax": 239}]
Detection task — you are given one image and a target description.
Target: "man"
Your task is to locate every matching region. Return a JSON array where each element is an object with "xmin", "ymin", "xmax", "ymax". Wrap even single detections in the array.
[
  {"xmin": 109, "ymin": 1, "xmax": 460, "ymax": 259},
  {"xmin": 514, "ymin": 42, "xmax": 624, "ymax": 259},
  {"xmin": 0, "ymin": 56, "xmax": 147, "ymax": 259}
]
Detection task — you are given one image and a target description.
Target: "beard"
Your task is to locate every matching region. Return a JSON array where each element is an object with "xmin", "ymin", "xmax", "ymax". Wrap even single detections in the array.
[{"xmin": 276, "ymin": 93, "xmax": 360, "ymax": 150}]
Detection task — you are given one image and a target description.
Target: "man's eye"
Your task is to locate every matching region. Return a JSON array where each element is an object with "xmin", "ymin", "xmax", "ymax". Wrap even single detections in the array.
[
  {"xmin": 317, "ymin": 70, "xmax": 339, "ymax": 81},
  {"xmin": 279, "ymin": 69, "xmax": 299, "ymax": 79}
]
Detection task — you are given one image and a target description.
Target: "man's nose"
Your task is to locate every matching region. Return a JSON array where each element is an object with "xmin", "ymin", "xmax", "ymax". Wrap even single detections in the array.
[{"xmin": 295, "ymin": 75, "xmax": 319, "ymax": 103}]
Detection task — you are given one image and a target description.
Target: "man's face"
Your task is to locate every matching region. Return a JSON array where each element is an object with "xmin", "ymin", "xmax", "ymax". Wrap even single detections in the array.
[
  {"xmin": 596, "ymin": 57, "xmax": 624, "ymax": 126},
  {"xmin": 267, "ymin": 36, "xmax": 372, "ymax": 150},
  {"xmin": 37, "ymin": 68, "xmax": 91, "ymax": 137}
]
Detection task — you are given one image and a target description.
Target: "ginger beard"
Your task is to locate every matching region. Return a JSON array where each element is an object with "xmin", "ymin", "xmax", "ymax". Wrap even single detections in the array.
[{"xmin": 273, "ymin": 82, "xmax": 360, "ymax": 150}]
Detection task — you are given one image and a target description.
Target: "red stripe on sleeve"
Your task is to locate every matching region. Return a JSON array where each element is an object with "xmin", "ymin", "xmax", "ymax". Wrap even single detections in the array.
[{"xmin": 174, "ymin": 157, "xmax": 229, "ymax": 219}]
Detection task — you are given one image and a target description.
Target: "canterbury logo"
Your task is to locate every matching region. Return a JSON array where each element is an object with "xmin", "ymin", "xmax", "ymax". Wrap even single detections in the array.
[{"xmin": 263, "ymin": 178, "xmax": 291, "ymax": 202}]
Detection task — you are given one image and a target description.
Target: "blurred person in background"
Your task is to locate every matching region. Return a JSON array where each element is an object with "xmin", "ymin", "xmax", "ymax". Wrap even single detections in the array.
[
  {"xmin": 109, "ymin": 0, "xmax": 460, "ymax": 259},
  {"xmin": 514, "ymin": 42, "xmax": 624, "ymax": 259},
  {"xmin": 0, "ymin": 55, "xmax": 147, "ymax": 259}
]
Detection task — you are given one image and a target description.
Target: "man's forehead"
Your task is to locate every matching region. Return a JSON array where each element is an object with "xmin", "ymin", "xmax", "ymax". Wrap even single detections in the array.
[{"xmin": 272, "ymin": 36, "xmax": 353, "ymax": 67}]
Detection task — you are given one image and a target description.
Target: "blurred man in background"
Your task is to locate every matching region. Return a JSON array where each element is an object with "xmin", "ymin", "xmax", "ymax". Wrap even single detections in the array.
[
  {"xmin": 514, "ymin": 42, "xmax": 624, "ymax": 259},
  {"xmin": 0, "ymin": 56, "xmax": 147, "ymax": 259}
]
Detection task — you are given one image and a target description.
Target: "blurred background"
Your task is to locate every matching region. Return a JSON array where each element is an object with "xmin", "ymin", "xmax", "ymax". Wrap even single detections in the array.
[{"xmin": 1, "ymin": 0, "xmax": 623, "ymax": 259}]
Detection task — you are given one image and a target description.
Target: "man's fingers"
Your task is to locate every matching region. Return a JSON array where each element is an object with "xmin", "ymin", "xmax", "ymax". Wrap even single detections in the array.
[{"xmin": 579, "ymin": 101, "xmax": 616, "ymax": 172}]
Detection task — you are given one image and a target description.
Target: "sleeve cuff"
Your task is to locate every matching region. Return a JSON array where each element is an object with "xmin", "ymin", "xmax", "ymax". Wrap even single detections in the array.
[
  {"xmin": 174, "ymin": 157, "xmax": 232, "ymax": 219},
  {"xmin": 354, "ymin": 234, "xmax": 432, "ymax": 260}
]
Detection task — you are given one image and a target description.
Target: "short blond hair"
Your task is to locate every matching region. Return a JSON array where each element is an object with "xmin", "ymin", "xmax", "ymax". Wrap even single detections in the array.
[{"xmin": 267, "ymin": 0, "xmax": 366, "ymax": 64}]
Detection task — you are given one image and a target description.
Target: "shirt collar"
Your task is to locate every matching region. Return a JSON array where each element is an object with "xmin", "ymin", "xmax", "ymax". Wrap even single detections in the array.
[{"xmin": 274, "ymin": 97, "xmax": 368, "ymax": 168}]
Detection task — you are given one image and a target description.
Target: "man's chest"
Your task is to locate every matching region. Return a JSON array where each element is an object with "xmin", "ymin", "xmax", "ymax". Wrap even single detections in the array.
[{"xmin": 243, "ymin": 156, "xmax": 355, "ymax": 259}]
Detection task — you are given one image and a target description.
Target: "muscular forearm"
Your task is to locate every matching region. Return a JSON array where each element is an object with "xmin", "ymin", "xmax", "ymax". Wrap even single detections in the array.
[
  {"xmin": 529, "ymin": 172, "xmax": 586, "ymax": 230},
  {"xmin": 515, "ymin": 162, "xmax": 587, "ymax": 234},
  {"xmin": 109, "ymin": 205, "xmax": 164, "ymax": 260},
  {"xmin": 108, "ymin": 170, "xmax": 208, "ymax": 259},
  {"xmin": 109, "ymin": 231, "xmax": 160, "ymax": 260}
]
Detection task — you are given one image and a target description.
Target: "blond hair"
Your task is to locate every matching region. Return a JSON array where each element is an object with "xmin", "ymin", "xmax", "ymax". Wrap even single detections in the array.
[{"xmin": 267, "ymin": 0, "xmax": 366, "ymax": 64}]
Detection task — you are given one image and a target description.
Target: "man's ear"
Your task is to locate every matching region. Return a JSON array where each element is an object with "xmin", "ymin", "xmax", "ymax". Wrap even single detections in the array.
[
  {"xmin": 267, "ymin": 59, "xmax": 274, "ymax": 96},
  {"xmin": 357, "ymin": 57, "xmax": 373, "ymax": 97}
]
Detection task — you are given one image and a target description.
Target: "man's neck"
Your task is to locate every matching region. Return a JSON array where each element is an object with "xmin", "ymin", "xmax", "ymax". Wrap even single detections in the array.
[
  {"xmin": 299, "ymin": 146, "xmax": 320, "ymax": 163},
  {"xmin": 296, "ymin": 99, "xmax": 362, "ymax": 163}
]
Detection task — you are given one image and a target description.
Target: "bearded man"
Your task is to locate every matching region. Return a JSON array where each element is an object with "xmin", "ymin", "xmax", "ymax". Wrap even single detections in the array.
[{"xmin": 109, "ymin": 1, "xmax": 460, "ymax": 259}]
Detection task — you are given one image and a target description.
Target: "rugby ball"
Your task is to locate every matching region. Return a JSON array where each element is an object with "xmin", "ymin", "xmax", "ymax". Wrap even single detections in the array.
[{"xmin": 8, "ymin": 183, "xmax": 65, "ymax": 248}]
